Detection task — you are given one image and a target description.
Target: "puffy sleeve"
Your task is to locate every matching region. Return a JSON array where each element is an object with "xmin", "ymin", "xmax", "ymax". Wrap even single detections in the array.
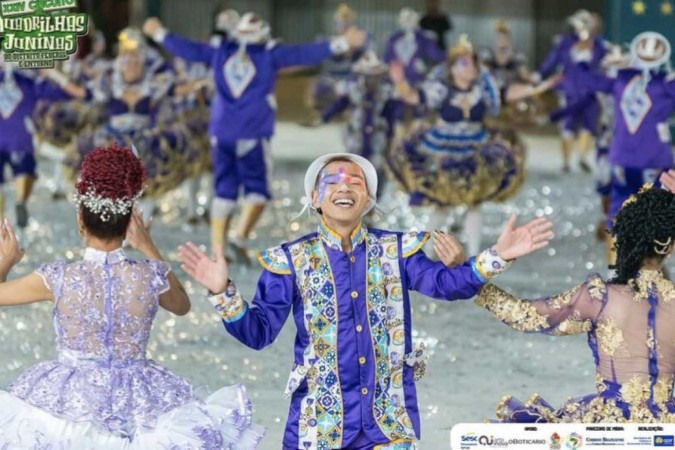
[
  {"xmin": 418, "ymin": 79, "xmax": 449, "ymax": 110},
  {"xmin": 475, "ymin": 273, "xmax": 607, "ymax": 336},
  {"xmin": 147, "ymin": 260, "xmax": 171, "ymax": 295},
  {"xmin": 35, "ymin": 261, "xmax": 67, "ymax": 298}
]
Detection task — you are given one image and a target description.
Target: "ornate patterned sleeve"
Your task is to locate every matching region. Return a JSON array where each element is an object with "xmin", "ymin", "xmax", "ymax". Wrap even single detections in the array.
[
  {"xmin": 403, "ymin": 232, "xmax": 513, "ymax": 300},
  {"xmin": 475, "ymin": 274, "xmax": 607, "ymax": 336},
  {"xmin": 207, "ymin": 245, "xmax": 295, "ymax": 350}
]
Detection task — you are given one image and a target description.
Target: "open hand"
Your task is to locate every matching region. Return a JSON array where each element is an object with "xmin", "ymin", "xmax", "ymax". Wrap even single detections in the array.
[
  {"xmin": 142, "ymin": 17, "xmax": 163, "ymax": 38},
  {"xmin": 660, "ymin": 170, "xmax": 675, "ymax": 193},
  {"xmin": 178, "ymin": 241, "xmax": 229, "ymax": 294},
  {"xmin": 493, "ymin": 214, "xmax": 554, "ymax": 261},
  {"xmin": 126, "ymin": 207, "xmax": 156, "ymax": 256},
  {"xmin": 433, "ymin": 231, "xmax": 466, "ymax": 267},
  {"xmin": 0, "ymin": 219, "xmax": 24, "ymax": 268}
]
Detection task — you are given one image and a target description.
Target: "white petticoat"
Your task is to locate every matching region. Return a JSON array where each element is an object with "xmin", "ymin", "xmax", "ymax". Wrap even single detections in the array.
[{"xmin": 0, "ymin": 385, "xmax": 265, "ymax": 449}]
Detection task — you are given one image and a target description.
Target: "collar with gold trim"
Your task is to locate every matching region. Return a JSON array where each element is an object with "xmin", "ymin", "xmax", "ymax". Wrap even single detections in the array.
[{"xmin": 318, "ymin": 219, "xmax": 367, "ymax": 252}]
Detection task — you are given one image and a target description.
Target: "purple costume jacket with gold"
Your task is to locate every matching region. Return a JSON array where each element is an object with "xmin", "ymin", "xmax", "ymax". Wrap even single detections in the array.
[{"xmin": 209, "ymin": 221, "xmax": 510, "ymax": 448}]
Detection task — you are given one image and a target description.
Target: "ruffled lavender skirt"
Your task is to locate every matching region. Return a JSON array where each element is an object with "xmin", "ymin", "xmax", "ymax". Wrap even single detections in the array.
[{"xmin": 1, "ymin": 353, "xmax": 264, "ymax": 448}]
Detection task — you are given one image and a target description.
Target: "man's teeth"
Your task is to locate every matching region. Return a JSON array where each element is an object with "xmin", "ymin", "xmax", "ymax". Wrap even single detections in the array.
[{"xmin": 333, "ymin": 199, "xmax": 355, "ymax": 206}]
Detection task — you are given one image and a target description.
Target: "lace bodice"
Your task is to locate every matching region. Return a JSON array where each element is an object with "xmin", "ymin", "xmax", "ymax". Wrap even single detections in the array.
[
  {"xmin": 36, "ymin": 247, "xmax": 171, "ymax": 361},
  {"xmin": 477, "ymin": 270, "xmax": 675, "ymax": 392}
]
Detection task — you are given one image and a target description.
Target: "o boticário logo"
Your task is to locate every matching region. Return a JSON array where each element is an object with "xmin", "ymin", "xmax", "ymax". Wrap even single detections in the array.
[{"xmin": 0, "ymin": 0, "xmax": 88, "ymax": 68}]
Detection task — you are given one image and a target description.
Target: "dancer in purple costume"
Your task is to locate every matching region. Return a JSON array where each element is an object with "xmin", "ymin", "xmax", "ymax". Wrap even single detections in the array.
[
  {"xmin": 535, "ymin": 9, "xmax": 608, "ymax": 173},
  {"xmin": 305, "ymin": 4, "xmax": 364, "ymax": 117},
  {"xmin": 178, "ymin": 152, "xmax": 554, "ymax": 449},
  {"xmin": 388, "ymin": 35, "xmax": 556, "ymax": 256},
  {"xmin": 74, "ymin": 28, "xmax": 207, "ymax": 205},
  {"xmin": 0, "ymin": 50, "xmax": 86, "ymax": 228},
  {"xmin": 570, "ymin": 32, "xmax": 675, "ymax": 270},
  {"xmin": 384, "ymin": 7, "xmax": 445, "ymax": 123},
  {"xmin": 317, "ymin": 51, "xmax": 398, "ymax": 200},
  {"xmin": 143, "ymin": 13, "xmax": 366, "ymax": 262}
]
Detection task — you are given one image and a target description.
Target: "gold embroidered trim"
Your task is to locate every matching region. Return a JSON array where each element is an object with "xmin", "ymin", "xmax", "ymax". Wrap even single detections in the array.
[{"xmin": 476, "ymin": 284, "xmax": 549, "ymax": 332}]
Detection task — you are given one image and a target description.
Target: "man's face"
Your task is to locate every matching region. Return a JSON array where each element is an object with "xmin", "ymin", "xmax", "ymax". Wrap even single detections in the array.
[{"xmin": 312, "ymin": 161, "xmax": 370, "ymax": 226}]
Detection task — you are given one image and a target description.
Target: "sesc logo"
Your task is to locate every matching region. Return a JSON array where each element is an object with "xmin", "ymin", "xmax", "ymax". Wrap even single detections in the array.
[
  {"xmin": 655, "ymin": 435, "xmax": 675, "ymax": 447},
  {"xmin": 461, "ymin": 433, "xmax": 479, "ymax": 448},
  {"xmin": 565, "ymin": 432, "xmax": 583, "ymax": 450}
]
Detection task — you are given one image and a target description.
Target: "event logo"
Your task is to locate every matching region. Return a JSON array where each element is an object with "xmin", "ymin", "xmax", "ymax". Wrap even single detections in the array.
[
  {"xmin": 461, "ymin": 433, "xmax": 479, "ymax": 448},
  {"xmin": 0, "ymin": 0, "xmax": 88, "ymax": 68},
  {"xmin": 655, "ymin": 435, "xmax": 675, "ymax": 447},
  {"xmin": 478, "ymin": 435, "xmax": 494, "ymax": 446},
  {"xmin": 565, "ymin": 432, "xmax": 583, "ymax": 450},
  {"xmin": 550, "ymin": 432, "xmax": 562, "ymax": 450}
]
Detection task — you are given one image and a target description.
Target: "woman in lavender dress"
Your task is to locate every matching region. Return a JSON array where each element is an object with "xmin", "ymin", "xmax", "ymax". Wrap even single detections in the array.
[{"xmin": 0, "ymin": 145, "xmax": 264, "ymax": 448}]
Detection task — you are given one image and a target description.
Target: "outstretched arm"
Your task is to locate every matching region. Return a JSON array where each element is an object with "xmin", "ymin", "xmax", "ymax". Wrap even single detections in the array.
[
  {"xmin": 0, "ymin": 220, "xmax": 52, "ymax": 305},
  {"xmin": 178, "ymin": 242, "xmax": 293, "ymax": 350},
  {"xmin": 476, "ymin": 275, "xmax": 605, "ymax": 336},
  {"xmin": 143, "ymin": 17, "xmax": 215, "ymax": 65},
  {"xmin": 272, "ymin": 26, "xmax": 367, "ymax": 69},
  {"xmin": 407, "ymin": 215, "xmax": 554, "ymax": 300},
  {"xmin": 37, "ymin": 69, "xmax": 88, "ymax": 100}
]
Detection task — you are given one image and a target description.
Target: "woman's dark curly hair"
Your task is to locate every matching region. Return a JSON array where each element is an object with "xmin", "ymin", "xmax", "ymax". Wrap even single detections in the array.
[
  {"xmin": 76, "ymin": 144, "xmax": 145, "ymax": 240},
  {"xmin": 610, "ymin": 185, "xmax": 675, "ymax": 287}
]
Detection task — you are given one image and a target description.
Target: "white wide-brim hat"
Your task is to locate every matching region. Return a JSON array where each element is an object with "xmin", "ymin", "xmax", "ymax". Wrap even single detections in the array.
[
  {"xmin": 630, "ymin": 31, "xmax": 671, "ymax": 70},
  {"xmin": 304, "ymin": 153, "xmax": 379, "ymax": 214}
]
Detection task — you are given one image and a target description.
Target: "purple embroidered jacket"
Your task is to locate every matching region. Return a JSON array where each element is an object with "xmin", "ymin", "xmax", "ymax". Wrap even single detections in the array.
[
  {"xmin": 582, "ymin": 69, "xmax": 675, "ymax": 169},
  {"xmin": 209, "ymin": 222, "xmax": 510, "ymax": 448}
]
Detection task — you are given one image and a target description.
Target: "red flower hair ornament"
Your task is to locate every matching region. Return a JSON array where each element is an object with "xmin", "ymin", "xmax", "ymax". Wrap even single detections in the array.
[{"xmin": 73, "ymin": 144, "xmax": 146, "ymax": 222}]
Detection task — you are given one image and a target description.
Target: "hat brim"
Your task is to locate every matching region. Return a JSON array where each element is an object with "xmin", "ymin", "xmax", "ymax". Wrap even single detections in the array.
[{"xmin": 304, "ymin": 153, "xmax": 378, "ymax": 215}]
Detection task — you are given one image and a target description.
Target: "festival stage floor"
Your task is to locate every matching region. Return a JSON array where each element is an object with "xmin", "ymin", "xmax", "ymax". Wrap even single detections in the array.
[{"xmin": 1, "ymin": 123, "xmax": 663, "ymax": 448}]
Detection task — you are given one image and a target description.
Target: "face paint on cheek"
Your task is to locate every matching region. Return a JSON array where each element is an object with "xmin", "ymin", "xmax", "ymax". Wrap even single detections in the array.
[{"xmin": 317, "ymin": 167, "xmax": 352, "ymax": 203}]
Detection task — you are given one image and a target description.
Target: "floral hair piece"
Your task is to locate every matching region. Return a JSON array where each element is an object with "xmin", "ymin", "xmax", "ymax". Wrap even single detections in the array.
[{"xmin": 73, "ymin": 187, "xmax": 143, "ymax": 222}]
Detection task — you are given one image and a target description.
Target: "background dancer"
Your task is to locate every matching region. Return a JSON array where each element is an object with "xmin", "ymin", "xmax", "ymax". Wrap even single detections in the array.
[{"xmin": 143, "ymin": 13, "xmax": 366, "ymax": 263}]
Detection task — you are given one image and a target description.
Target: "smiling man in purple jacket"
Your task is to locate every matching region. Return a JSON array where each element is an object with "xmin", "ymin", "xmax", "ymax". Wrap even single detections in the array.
[{"xmin": 178, "ymin": 152, "xmax": 554, "ymax": 449}]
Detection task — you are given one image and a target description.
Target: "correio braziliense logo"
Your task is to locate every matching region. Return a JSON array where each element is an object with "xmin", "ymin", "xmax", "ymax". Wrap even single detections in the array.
[{"xmin": 0, "ymin": 0, "xmax": 88, "ymax": 68}]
